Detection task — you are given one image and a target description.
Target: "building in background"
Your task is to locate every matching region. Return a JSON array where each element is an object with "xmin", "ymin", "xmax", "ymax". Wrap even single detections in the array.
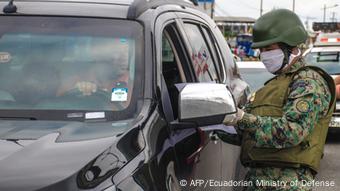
[
  {"xmin": 213, "ymin": 16, "xmax": 258, "ymax": 60},
  {"xmin": 197, "ymin": 0, "xmax": 215, "ymax": 18},
  {"xmin": 214, "ymin": 16, "xmax": 255, "ymax": 39}
]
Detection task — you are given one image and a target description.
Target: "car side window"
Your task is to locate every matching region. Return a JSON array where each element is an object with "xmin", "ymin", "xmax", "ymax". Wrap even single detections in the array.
[
  {"xmin": 201, "ymin": 26, "xmax": 224, "ymax": 82},
  {"xmin": 162, "ymin": 32, "xmax": 186, "ymax": 84},
  {"xmin": 161, "ymin": 24, "xmax": 189, "ymax": 120},
  {"xmin": 182, "ymin": 23, "xmax": 219, "ymax": 83}
]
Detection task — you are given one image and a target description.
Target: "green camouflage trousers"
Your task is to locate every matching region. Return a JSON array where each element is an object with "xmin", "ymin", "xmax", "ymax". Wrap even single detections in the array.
[{"xmin": 243, "ymin": 167, "xmax": 314, "ymax": 191}]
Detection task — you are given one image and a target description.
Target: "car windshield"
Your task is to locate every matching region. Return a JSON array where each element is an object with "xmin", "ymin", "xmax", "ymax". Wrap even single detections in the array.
[
  {"xmin": 304, "ymin": 51, "xmax": 340, "ymax": 75},
  {"xmin": 0, "ymin": 16, "xmax": 143, "ymax": 121},
  {"xmin": 239, "ymin": 67, "xmax": 274, "ymax": 92}
]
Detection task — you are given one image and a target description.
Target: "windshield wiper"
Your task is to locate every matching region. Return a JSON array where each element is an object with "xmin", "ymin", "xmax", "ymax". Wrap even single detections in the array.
[{"xmin": 0, "ymin": 116, "xmax": 37, "ymax": 120}]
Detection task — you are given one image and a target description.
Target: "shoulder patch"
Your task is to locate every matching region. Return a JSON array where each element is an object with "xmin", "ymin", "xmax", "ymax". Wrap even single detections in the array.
[
  {"xmin": 296, "ymin": 100, "xmax": 311, "ymax": 113},
  {"xmin": 294, "ymin": 68, "xmax": 322, "ymax": 80},
  {"xmin": 291, "ymin": 80, "xmax": 309, "ymax": 90}
]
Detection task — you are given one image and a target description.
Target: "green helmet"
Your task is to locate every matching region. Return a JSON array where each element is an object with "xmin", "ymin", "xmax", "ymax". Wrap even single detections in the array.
[{"xmin": 252, "ymin": 9, "xmax": 307, "ymax": 49}]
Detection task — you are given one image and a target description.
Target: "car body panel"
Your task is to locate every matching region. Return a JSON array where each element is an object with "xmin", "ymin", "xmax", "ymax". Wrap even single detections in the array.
[
  {"xmin": 0, "ymin": 1, "xmax": 248, "ymax": 190},
  {"xmin": 0, "ymin": 1, "xmax": 130, "ymax": 18},
  {"xmin": 0, "ymin": 133, "xmax": 116, "ymax": 190}
]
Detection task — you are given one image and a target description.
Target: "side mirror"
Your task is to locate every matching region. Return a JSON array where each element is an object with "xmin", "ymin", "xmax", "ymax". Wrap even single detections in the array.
[{"xmin": 176, "ymin": 83, "xmax": 237, "ymax": 127}]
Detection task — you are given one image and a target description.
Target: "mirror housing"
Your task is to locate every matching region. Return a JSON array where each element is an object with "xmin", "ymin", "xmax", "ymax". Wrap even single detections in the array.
[{"xmin": 176, "ymin": 83, "xmax": 237, "ymax": 127}]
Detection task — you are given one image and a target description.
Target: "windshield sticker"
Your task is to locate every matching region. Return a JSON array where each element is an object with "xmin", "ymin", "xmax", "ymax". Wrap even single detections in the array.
[
  {"xmin": 0, "ymin": 52, "xmax": 11, "ymax": 63},
  {"xmin": 111, "ymin": 88, "xmax": 128, "ymax": 102},
  {"xmin": 85, "ymin": 112, "xmax": 105, "ymax": 119},
  {"xmin": 191, "ymin": 47, "xmax": 210, "ymax": 77},
  {"xmin": 67, "ymin": 112, "xmax": 84, "ymax": 118},
  {"xmin": 120, "ymin": 38, "xmax": 127, "ymax": 43}
]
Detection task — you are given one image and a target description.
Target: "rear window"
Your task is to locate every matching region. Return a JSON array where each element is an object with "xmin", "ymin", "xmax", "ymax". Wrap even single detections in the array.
[
  {"xmin": 305, "ymin": 51, "xmax": 340, "ymax": 75},
  {"xmin": 0, "ymin": 16, "xmax": 143, "ymax": 121}
]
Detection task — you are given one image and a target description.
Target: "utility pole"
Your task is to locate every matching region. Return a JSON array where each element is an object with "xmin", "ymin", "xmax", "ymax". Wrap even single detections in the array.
[
  {"xmin": 292, "ymin": 0, "xmax": 295, "ymax": 12},
  {"xmin": 211, "ymin": 0, "xmax": 215, "ymax": 19},
  {"xmin": 324, "ymin": 4, "xmax": 326, "ymax": 22},
  {"xmin": 323, "ymin": 4, "xmax": 338, "ymax": 22},
  {"xmin": 331, "ymin": 12, "xmax": 337, "ymax": 22},
  {"xmin": 260, "ymin": 0, "xmax": 263, "ymax": 16}
]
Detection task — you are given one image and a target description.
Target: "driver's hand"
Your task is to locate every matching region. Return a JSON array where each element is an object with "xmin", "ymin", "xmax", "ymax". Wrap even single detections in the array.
[{"xmin": 75, "ymin": 81, "xmax": 97, "ymax": 96}]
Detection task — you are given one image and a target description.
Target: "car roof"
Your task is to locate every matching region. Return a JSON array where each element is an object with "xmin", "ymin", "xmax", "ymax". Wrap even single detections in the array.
[
  {"xmin": 0, "ymin": 0, "xmax": 134, "ymax": 5},
  {"xmin": 0, "ymin": 0, "xmax": 198, "ymax": 19},
  {"xmin": 0, "ymin": 0, "xmax": 130, "ymax": 18},
  {"xmin": 236, "ymin": 61, "xmax": 266, "ymax": 69},
  {"xmin": 311, "ymin": 46, "xmax": 340, "ymax": 52}
]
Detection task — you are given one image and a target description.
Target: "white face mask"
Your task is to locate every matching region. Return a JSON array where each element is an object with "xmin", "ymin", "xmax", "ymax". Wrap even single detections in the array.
[{"xmin": 260, "ymin": 49, "xmax": 284, "ymax": 74}]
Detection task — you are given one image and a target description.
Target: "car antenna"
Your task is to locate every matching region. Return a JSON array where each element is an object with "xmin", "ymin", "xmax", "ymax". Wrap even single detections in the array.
[
  {"xmin": 190, "ymin": 0, "xmax": 198, "ymax": 6},
  {"xmin": 3, "ymin": 0, "xmax": 17, "ymax": 13}
]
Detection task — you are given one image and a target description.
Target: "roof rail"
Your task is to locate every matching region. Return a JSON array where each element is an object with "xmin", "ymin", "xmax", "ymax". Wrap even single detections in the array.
[{"xmin": 127, "ymin": 0, "xmax": 198, "ymax": 19}]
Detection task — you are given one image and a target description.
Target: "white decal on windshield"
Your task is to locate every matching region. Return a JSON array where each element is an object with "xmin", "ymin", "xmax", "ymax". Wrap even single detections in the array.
[
  {"xmin": 111, "ymin": 88, "xmax": 128, "ymax": 102},
  {"xmin": 85, "ymin": 112, "xmax": 105, "ymax": 119},
  {"xmin": 120, "ymin": 38, "xmax": 127, "ymax": 43}
]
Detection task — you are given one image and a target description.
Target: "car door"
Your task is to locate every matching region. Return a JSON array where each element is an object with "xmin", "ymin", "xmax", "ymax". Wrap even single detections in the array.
[
  {"xmin": 154, "ymin": 12, "xmax": 200, "ymax": 191},
  {"xmin": 176, "ymin": 12, "xmax": 245, "ymax": 190},
  {"xmin": 176, "ymin": 14, "xmax": 228, "ymax": 191},
  {"xmin": 154, "ymin": 11, "xmax": 224, "ymax": 191}
]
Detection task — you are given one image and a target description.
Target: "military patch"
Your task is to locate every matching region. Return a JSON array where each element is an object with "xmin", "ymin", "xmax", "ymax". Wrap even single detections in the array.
[
  {"xmin": 296, "ymin": 100, "xmax": 310, "ymax": 113},
  {"xmin": 291, "ymin": 80, "xmax": 308, "ymax": 90}
]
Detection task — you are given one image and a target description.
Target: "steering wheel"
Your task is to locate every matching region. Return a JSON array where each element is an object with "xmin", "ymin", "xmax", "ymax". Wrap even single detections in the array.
[{"xmin": 62, "ymin": 88, "xmax": 111, "ymax": 100}]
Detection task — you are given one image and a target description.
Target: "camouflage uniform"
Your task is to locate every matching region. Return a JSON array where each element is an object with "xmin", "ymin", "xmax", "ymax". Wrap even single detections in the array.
[{"xmin": 237, "ymin": 60, "xmax": 331, "ymax": 191}]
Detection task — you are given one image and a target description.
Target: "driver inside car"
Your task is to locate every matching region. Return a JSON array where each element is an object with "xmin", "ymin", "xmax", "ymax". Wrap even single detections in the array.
[
  {"xmin": 56, "ymin": 61, "xmax": 129, "ymax": 97},
  {"xmin": 55, "ymin": 39, "xmax": 133, "ymax": 110}
]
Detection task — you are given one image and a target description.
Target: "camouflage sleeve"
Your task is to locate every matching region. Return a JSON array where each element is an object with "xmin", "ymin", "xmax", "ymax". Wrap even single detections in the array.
[{"xmin": 237, "ymin": 70, "xmax": 331, "ymax": 148}]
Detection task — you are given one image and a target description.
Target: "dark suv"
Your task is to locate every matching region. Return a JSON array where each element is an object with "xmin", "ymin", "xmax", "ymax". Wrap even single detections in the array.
[{"xmin": 0, "ymin": 0, "xmax": 249, "ymax": 190}]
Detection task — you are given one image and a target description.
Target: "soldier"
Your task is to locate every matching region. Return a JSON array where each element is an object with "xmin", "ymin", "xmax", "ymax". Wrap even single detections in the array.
[{"xmin": 221, "ymin": 9, "xmax": 336, "ymax": 191}]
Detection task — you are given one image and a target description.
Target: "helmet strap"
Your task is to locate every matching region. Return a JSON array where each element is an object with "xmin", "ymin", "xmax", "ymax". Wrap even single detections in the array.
[{"xmin": 274, "ymin": 43, "xmax": 293, "ymax": 74}]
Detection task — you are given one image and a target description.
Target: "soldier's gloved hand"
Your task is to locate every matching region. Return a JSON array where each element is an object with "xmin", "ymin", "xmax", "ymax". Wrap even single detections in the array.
[{"xmin": 222, "ymin": 108, "xmax": 244, "ymax": 126}]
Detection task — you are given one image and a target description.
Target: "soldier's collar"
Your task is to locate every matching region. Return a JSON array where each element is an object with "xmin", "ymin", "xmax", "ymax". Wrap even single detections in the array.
[{"xmin": 278, "ymin": 58, "xmax": 305, "ymax": 75}]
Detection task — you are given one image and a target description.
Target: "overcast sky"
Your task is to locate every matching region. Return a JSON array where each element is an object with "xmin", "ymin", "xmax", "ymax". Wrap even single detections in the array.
[{"xmin": 214, "ymin": 0, "xmax": 340, "ymax": 29}]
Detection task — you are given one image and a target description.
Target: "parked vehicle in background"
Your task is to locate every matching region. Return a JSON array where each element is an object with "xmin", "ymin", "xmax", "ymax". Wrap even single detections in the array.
[
  {"xmin": 304, "ymin": 46, "xmax": 340, "ymax": 76},
  {"xmin": 236, "ymin": 61, "xmax": 274, "ymax": 93},
  {"xmin": 314, "ymin": 32, "xmax": 340, "ymax": 47},
  {"xmin": 0, "ymin": 0, "xmax": 249, "ymax": 190},
  {"xmin": 304, "ymin": 46, "xmax": 340, "ymax": 129}
]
